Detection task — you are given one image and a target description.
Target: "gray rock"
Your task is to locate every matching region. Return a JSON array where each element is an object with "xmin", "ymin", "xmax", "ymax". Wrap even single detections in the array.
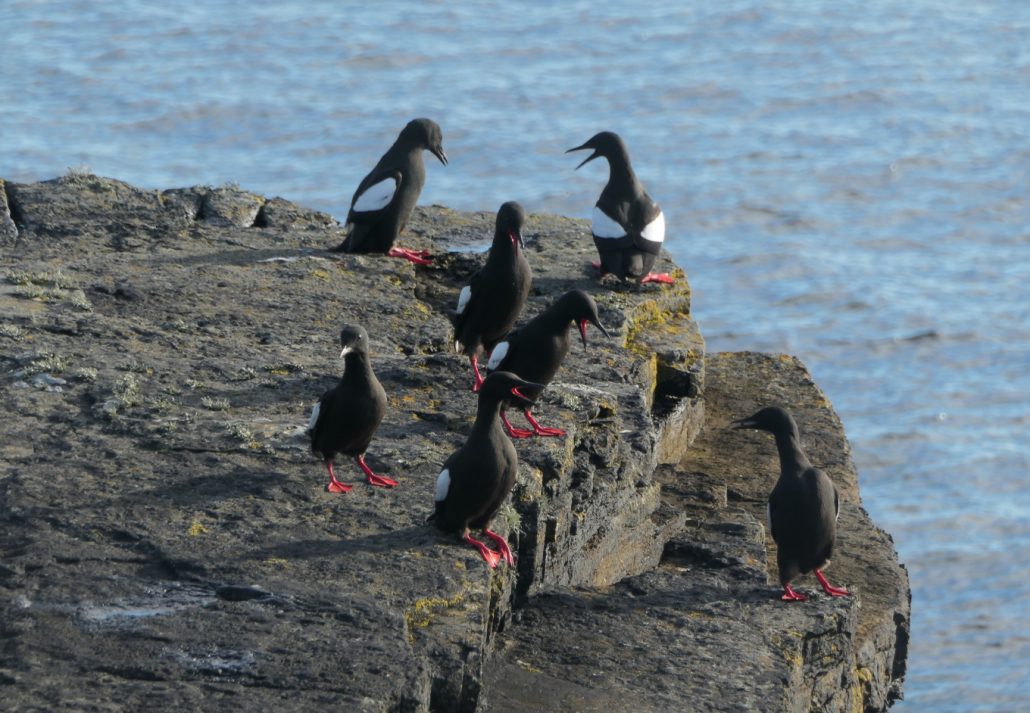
[
  {"xmin": 483, "ymin": 353, "xmax": 910, "ymax": 712},
  {"xmin": 0, "ymin": 178, "xmax": 19, "ymax": 246},
  {"xmin": 0, "ymin": 174, "xmax": 908, "ymax": 711}
]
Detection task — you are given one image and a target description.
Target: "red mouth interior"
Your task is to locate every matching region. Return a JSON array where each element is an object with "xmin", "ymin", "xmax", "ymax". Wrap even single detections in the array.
[{"xmin": 511, "ymin": 386, "xmax": 527, "ymax": 400}]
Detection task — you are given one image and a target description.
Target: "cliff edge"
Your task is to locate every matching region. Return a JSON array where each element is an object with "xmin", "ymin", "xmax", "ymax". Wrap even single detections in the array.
[{"xmin": 0, "ymin": 175, "xmax": 908, "ymax": 711}]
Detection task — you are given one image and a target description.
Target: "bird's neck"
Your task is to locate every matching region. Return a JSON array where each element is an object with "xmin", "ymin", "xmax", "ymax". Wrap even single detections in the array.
[
  {"xmin": 384, "ymin": 139, "xmax": 424, "ymax": 164},
  {"xmin": 342, "ymin": 351, "xmax": 374, "ymax": 380},
  {"xmin": 489, "ymin": 234, "xmax": 520, "ymax": 262},
  {"xmin": 604, "ymin": 150, "xmax": 641, "ymax": 195},
  {"xmin": 472, "ymin": 399, "xmax": 504, "ymax": 436},
  {"xmin": 773, "ymin": 431, "xmax": 812, "ymax": 475}
]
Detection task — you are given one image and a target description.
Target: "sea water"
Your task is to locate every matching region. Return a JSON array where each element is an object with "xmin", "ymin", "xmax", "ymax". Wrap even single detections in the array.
[{"xmin": 3, "ymin": 1, "xmax": 1028, "ymax": 709}]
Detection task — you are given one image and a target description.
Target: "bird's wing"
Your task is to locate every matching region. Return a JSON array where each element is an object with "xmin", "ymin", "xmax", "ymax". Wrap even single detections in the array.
[
  {"xmin": 434, "ymin": 468, "xmax": 451, "ymax": 503},
  {"xmin": 767, "ymin": 496, "xmax": 781, "ymax": 541},
  {"xmin": 630, "ymin": 198, "xmax": 665, "ymax": 254},
  {"xmin": 592, "ymin": 205, "xmax": 628, "ymax": 240},
  {"xmin": 639, "ymin": 209, "xmax": 665, "ymax": 244},
  {"xmin": 310, "ymin": 388, "xmax": 335, "ymax": 430},
  {"xmin": 306, "ymin": 401, "xmax": 321, "ymax": 433},
  {"xmin": 452, "ymin": 269, "xmax": 484, "ymax": 340},
  {"xmin": 486, "ymin": 331, "xmax": 518, "ymax": 371},
  {"xmin": 455, "ymin": 285, "xmax": 472, "ymax": 316},
  {"xmin": 351, "ymin": 175, "xmax": 399, "ymax": 214}
]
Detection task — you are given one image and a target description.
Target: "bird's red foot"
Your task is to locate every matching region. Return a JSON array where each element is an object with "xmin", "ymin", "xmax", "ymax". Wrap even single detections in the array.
[
  {"xmin": 470, "ymin": 357, "xmax": 485, "ymax": 393},
  {"xmin": 524, "ymin": 411, "xmax": 566, "ymax": 438},
  {"xmin": 356, "ymin": 456, "xmax": 397, "ymax": 488},
  {"xmin": 325, "ymin": 462, "xmax": 353, "ymax": 493},
  {"xmin": 781, "ymin": 584, "xmax": 808, "ymax": 601},
  {"xmin": 464, "ymin": 534, "xmax": 501, "ymax": 568},
  {"xmin": 641, "ymin": 272, "xmax": 675, "ymax": 285},
  {"xmin": 366, "ymin": 473, "xmax": 399, "ymax": 488},
  {"xmin": 387, "ymin": 247, "xmax": 433, "ymax": 266},
  {"xmin": 327, "ymin": 479, "xmax": 353, "ymax": 493},
  {"xmin": 815, "ymin": 570, "xmax": 850, "ymax": 597},
  {"xmin": 501, "ymin": 411, "xmax": 534, "ymax": 439},
  {"xmin": 484, "ymin": 529, "xmax": 516, "ymax": 567}
]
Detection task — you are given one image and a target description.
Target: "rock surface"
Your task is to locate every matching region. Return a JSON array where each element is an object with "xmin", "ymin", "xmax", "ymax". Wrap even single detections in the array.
[{"xmin": 0, "ymin": 175, "xmax": 908, "ymax": 711}]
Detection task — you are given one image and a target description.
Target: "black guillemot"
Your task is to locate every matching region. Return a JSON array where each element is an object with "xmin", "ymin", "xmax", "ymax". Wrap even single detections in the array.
[
  {"xmin": 487, "ymin": 289, "xmax": 609, "ymax": 438},
  {"xmin": 452, "ymin": 201, "xmax": 532, "ymax": 392},
  {"xmin": 732, "ymin": 406, "xmax": 850, "ymax": 601},
  {"xmin": 308, "ymin": 325, "xmax": 397, "ymax": 493},
  {"xmin": 331, "ymin": 118, "xmax": 447, "ymax": 265},
  {"xmin": 430, "ymin": 371, "xmax": 542, "ymax": 568},
  {"xmin": 567, "ymin": 131, "xmax": 674, "ymax": 285}
]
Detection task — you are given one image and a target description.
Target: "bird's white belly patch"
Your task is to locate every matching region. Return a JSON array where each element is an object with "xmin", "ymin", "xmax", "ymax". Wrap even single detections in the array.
[
  {"xmin": 640, "ymin": 211, "xmax": 665, "ymax": 243},
  {"xmin": 352, "ymin": 177, "xmax": 397, "ymax": 212},
  {"xmin": 487, "ymin": 341, "xmax": 509, "ymax": 370},
  {"xmin": 435, "ymin": 468, "xmax": 451, "ymax": 502},
  {"xmin": 591, "ymin": 206, "xmax": 627, "ymax": 239}
]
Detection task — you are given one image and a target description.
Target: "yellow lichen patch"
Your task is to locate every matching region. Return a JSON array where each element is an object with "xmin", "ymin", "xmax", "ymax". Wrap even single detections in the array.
[
  {"xmin": 515, "ymin": 659, "xmax": 541, "ymax": 674},
  {"xmin": 404, "ymin": 591, "xmax": 467, "ymax": 640},
  {"xmin": 310, "ymin": 269, "xmax": 330, "ymax": 281},
  {"xmin": 187, "ymin": 521, "xmax": 209, "ymax": 536},
  {"xmin": 623, "ymin": 298, "xmax": 692, "ymax": 358},
  {"xmin": 263, "ymin": 557, "xmax": 289, "ymax": 568},
  {"xmin": 851, "ymin": 668, "xmax": 874, "ymax": 713}
]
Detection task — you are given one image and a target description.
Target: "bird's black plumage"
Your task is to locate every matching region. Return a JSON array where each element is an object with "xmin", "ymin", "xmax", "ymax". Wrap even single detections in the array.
[
  {"xmin": 331, "ymin": 118, "xmax": 447, "ymax": 260},
  {"xmin": 431, "ymin": 371, "xmax": 541, "ymax": 568},
  {"xmin": 308, "ymin": 325, "xmax": 395, "ymax": 492},
  {"xmin": 487, "ymin": 289, "xmax": 609, "ymax": 438},
  {"xmin": 567, "ymin": 131, "xmax": 673, "ymax": 284},
  {"xmin": 732, "ymin": 406, "xmax": 849, "ymax": 601},
  {"xmin": 452, "ymin": 201, "xmax": 532, "ymax": 391}
]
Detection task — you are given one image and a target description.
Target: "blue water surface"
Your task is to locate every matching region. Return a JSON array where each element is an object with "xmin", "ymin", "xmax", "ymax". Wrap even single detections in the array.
[{"xmin": 3, "ymin": 1, "xmax": 1029, "ymax": 709}]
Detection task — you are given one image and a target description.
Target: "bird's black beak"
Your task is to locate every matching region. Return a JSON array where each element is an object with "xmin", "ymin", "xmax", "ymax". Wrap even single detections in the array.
[
  {"xmin": 432, "ymin": 146, "xmax": 448, "ymax": 166},
  {"xmin": 566, "ymin": 143, "xmax": 599, "ymax": 170},
  {"xmin": 730, "ymin": 417, "xmax": 756, "ymax": 430}
]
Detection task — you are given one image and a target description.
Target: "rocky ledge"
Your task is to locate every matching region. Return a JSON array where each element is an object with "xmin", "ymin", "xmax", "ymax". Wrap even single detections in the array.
[{"xmin": 0, "ymin": 175, "xmax": 909, "ymax": 712}]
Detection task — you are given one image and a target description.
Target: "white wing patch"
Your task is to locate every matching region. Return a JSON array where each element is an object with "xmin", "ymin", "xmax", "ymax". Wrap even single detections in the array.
[
  {"xmin": 487, "ymin": 341, "xmax": 509, "ymax": 370},
  {"xmin": 307, "ymin": 401, "xmax": 321, "ymax": 431},
  {"xmin": 352, "ymin": 177, "xmax": 397, "ymax": 213},
  {"xmin": 456, "ymin": 285, "xmax": 471, "ymax": 315},
  {"xmin": 591, "ymin": 206, "xmax": 626, "ymax": 239},
  {"xmin": 640, "ymin": 210, "xmax": 666, "ymax": 243},
  {"xmin": 435, "ymin": 468, "xmax": 451, "ymax": 502}
]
